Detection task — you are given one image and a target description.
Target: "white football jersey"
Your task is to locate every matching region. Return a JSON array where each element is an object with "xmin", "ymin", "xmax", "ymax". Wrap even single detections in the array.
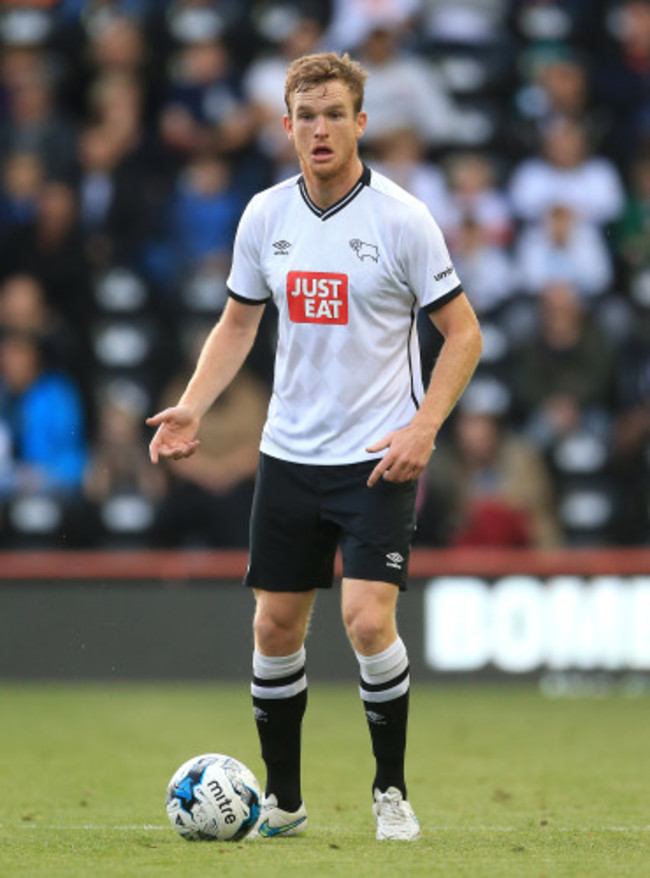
[{"xmin": 227, "ymin": 165, "xmax": 462, "ymax": 465}]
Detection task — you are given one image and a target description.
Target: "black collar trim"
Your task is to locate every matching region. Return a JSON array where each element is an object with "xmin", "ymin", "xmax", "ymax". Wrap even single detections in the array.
[{"xmin": 298, "ymin": 165, "xmax": 371, "ymax": 221}]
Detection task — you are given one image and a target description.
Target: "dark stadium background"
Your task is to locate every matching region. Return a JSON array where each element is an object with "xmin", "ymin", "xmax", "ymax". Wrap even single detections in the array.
[{"xmin": 0, "ymin": 0, "xmax": 649, "ymax": 683}]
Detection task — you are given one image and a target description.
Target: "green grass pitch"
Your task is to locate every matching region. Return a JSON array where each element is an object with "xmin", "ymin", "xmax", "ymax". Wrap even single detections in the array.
[{"xmin": 1, "ymin": 682, "xmax": 649, "ymax": 877}]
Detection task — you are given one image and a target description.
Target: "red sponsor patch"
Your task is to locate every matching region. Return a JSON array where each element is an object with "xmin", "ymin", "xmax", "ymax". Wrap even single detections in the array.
[{"xmin": 287, "ymin": 271, "xmax": 348, "ymax": 324}]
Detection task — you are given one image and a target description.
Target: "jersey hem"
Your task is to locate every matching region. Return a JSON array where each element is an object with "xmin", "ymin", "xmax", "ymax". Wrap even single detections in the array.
[
  {"xmin": 259, "ymin": 445, "xmax": 384, "ymax": 467},
  {"xmin": 227, "ymin": 287, "xmax": 271, "ymax": 305},
  {"xmin": 422, "ymin": 285, "xmax": 463, "ymax": 313}
]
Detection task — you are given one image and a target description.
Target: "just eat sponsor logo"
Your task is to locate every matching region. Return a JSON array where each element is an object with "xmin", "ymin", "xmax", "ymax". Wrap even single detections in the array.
[{"xmin": 287, "ymin": 271, "xmax": 348, "ymax": 324}]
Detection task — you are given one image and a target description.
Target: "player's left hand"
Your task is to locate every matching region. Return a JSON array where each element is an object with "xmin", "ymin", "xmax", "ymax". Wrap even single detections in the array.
[{"xmin": 365, "ymin": 425, "xmax": 435, "ymax": 487}]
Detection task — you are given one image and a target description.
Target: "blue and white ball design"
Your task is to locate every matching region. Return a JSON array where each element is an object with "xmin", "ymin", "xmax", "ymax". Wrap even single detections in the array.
[{"xmin": 166, "ymin": 753, "xmax": 261, "ymax": 841}]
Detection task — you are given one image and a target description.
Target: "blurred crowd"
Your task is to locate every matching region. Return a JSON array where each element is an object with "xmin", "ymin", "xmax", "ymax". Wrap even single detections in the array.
[{"xmin": 0, "ymin": 0, "xmax": 649, "ymax": 550}]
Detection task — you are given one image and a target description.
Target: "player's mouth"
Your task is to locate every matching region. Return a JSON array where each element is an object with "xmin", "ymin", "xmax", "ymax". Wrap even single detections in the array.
[{"xmin": 311, "ymin": 146, "xmax": 334, "ymax": 161}]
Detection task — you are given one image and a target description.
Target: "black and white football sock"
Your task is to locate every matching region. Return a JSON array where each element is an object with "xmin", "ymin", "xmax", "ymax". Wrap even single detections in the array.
[
  {"xmin": 251, "ymin": 647, "xmax": 307, "ymax": 812},
  {"xmin": 356, "ymin": 636, "xmax": 410, "ymax": 798}
]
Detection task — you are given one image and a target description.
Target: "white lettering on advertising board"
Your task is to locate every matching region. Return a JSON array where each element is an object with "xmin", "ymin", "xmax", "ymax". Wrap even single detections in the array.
[{"xmin": 424, "ymin": 576, "xmax": 650, "ymax": 673}]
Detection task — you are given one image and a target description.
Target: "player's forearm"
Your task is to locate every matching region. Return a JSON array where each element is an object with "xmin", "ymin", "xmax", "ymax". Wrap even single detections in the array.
[
  {"xmin": 412, "ymin": 320, "xmax": 482, "ymax": 441},
  {"xmin": 177, "ymin": 316, "xmax": 259, "ymax": 420}
]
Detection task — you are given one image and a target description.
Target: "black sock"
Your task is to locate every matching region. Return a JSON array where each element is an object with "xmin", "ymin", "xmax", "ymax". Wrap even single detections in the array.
[
  {"xmin": 252, "ymin": 650, "xmax": 307, "ymax": 812},
  {"xmin": 362, "ymin": 691, "xmax": 409, "ymax": 797},
  {"xmin": 357, "ymin": 638, "xmax": 410, "ymax": 799}
]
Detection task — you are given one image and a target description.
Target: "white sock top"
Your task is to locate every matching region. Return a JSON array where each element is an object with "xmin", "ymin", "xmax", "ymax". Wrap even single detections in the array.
[
  {"xmin": 253, "ymin": 646, "xmax": 306, "ymax": 680},
  {"xmin": 355, "ymin": 637, "xmax": 408, "ymax": 685}
]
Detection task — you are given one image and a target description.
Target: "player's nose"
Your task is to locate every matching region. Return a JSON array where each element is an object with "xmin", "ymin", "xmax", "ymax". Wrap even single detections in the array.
[{"xmin": 314, "ymin": 115, "xmax": 328, "ymax": 135}]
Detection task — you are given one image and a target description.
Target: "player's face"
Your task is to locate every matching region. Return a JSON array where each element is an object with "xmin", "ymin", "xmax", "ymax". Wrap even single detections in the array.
[{"xmin": 284, "ymin": 80, "xmax": 367, "ymax": 184}]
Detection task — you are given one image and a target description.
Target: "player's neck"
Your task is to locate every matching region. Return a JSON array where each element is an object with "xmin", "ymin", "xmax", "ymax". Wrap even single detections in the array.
[{"xmin": 301, "ymin": 156, "xmax": 364, "ymax": 209}]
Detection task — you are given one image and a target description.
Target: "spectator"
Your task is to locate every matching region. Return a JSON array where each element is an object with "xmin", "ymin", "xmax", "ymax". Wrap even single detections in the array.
[
  {"xmin": 0, "ymin": 150, "xmax": 43, "ymax": 229},
  {"xmin": 77, "ymin": 123, "xmax": 150, "ymax": 270},
  {"xmin": 355, "ymin": 23, "xmax": 459, "ymax": 149},
  {"xmin": 513, "ymin": 282, "xmax": 616, "ymax": 451},
  {"xmin": 535, "ymin": 50, "xmax": 592, "ymax": 122},
  {"xmin": 84, "ymin": 381, "xmax": 166, "ymax": 544},
  {"xmin": 450, "ymin": 216, "xmax": 517, "ymax": 316},
  {"xmin": 0, "ymin": 329, "xmax": 88, "ymax": 499},
  {"xmin": 88, "ymin": 72, "xmax": 161, "ymax": 173},
  {"xmin": 508, "ymin": 116, "xmax": 625, "ymax": 227},
  {"xmin": 0, "ymin": 44, "xmax": 48, "ymax": 104},
  {"xmin": 443, "ymin": 151, "xmax": 513, "ymax": 246},
  {"xmin": 418, "ymin": 384, "xmax": 563, "ymax": 547},
  {"xmin": 0, "ymin": 181, "xmax": 91, "ymax": 327},
  {"xmin": 368, "ymin": 127, "xmax": 448, "ymax": 219},
  {"xmin": 81, "ymin": 12, "xmax": 165, "ymax": 124},
  {"xmin": 243, "ymin": 16, "xmax": 324, "ymax": 180},
  {"xmin": 325, "ymin": 0, "xmax": 420, "ymax": 53},
  {"xmin": 169, "ymin": 152, "xmax": 242, "ymax": 278},
  {"xmin": 86, "ymin": 15, "xmax": 147, "ymax": 75},
  {"xmin": 515, "ymin": 204, "xmax": 614, "ymax": 299},
  {"xmin": 87, "ymin": 72, "xmax": 170, "ymax": 278},
  {"xmin": 616, "ymin": 149, "xmax": 650, "ymax": 273},
  {"xmin": 154, "ymin": 325, "xmax": 270, "ymax": 547},
  {"xmin": 0, "ymin": 63, "xmax": 77, "ymax": 181},
  {"xmin": 512, "ymin": 47, "xmax": 610, "ymax": 156},
  {"xmin": 0, "ymin": 274, "xmax": 86, "ymax": 383},
  {"xmin": 597, "ymin": 0, "xmax": 650, "ymax": 163},
  {"xmin": 610, "ymin": 305, "xmax": 650, "ymax": 544},
  {"xmin": 159, "ymin": 37, "xmax": 255, "ymax": 160}
]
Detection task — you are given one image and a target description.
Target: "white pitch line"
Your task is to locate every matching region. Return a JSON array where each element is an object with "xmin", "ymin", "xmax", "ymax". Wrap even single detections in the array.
[
  {"xmin": 9, "ymin": 824, "xmax": 650, "ymax": 833},
  {"xmin": 16, "ymin": 824, "xmax": 169, "ymax": 831},
  {"xmin": 424, "ymin": 826, "xmax": 650, "ymax": 833}
]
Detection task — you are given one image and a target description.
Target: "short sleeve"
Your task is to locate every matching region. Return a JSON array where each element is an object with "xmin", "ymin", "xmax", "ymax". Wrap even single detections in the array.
[
  {"xmin": 401, "ymin": 203, "xmax": 462, "ymax": 312},
  {"xmin": 226, "ymin": 196, "xmax": 272, "ymax": 304}
]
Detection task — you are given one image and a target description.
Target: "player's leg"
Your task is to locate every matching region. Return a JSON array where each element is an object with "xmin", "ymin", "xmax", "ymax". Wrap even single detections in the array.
[
  {"xmin": 341, "ymin": 579, "xmax": 409, "ymax": 795},
  {"xmin": 251, "ymin": 589, "xmax": 315, "ymax": 816},
  {"xmin": 244, "ymin": 454, "xmax": 339, "ymax": 836},
  {"xmin": 341, "ymin": 578, "xmax": 420, "ymax": 840},
  {"xmin": 332, "ymin": 459, "xmax": 419, "ymax": 839}
]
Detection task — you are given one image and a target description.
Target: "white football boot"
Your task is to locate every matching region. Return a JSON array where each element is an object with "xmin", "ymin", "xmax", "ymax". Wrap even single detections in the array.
[
  {"xmin": 247, "ymin": 794, "xmax": 308, "ymax": 839},
  {"xmin": 373, "ymin": 787, "xmax": 421, "ymax": 841}
]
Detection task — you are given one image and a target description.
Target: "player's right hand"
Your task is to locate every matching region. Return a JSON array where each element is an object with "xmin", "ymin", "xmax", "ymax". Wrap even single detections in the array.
[{"xmin": 146, "ymin": 406, "xmax": 201, "ymax": 464}]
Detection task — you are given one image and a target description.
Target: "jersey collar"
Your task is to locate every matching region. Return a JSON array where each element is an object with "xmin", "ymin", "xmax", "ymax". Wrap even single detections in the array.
[{"xmin": 298, "ymin": 164, "xmax": 371, "ymax": 221}]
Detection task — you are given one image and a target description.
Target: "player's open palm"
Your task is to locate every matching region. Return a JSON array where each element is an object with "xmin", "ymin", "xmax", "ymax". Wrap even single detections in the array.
[{"xmin": 146, "ymin": 406, "xmax": 201, "ymax": 464}]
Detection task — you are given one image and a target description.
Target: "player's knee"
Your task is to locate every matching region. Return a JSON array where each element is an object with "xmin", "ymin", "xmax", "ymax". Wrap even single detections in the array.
[
  {"xmin": 343, "ymin": 608, "xmax": 391, "ymax": 655},
  {"xmin": 253, "ymin": 608, "xmax": 304, "ymax": 654}
]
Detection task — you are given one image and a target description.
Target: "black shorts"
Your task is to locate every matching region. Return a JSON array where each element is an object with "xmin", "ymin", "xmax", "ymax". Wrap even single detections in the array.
[{"xmin": 244, "ymin": 453, "xmax": 418, "ymax": 592}]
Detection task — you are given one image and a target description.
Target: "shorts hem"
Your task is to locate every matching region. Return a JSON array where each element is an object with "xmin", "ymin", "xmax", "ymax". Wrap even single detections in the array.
[
  {"xmin": 341, "ymin": 570, "xmax": 408, "ymax": 591},
  {"xmin": 243, "ymin": 575, "xmax": 333, "ymax": 592}
]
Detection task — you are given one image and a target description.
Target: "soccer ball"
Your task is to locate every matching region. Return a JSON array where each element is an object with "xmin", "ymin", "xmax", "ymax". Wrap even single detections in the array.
[{"xmin": 166, "ymin": 753, "xmax": 261, "ymax": 841}]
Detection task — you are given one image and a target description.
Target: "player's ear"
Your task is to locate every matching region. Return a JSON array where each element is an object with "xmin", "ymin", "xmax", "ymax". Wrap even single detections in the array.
[
  {"xmin": 283, "ymin": 114, "xmax": 293, "ymax": 140},
  {"xmin": 356, "ymin": 111, "xmax": 367, "ymax": 139}
]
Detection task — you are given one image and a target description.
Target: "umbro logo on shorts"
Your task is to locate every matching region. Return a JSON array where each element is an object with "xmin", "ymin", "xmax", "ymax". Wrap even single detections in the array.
[{"xmin": 386, "ymin": 552, "xmax": 404, "ymax": 570}]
